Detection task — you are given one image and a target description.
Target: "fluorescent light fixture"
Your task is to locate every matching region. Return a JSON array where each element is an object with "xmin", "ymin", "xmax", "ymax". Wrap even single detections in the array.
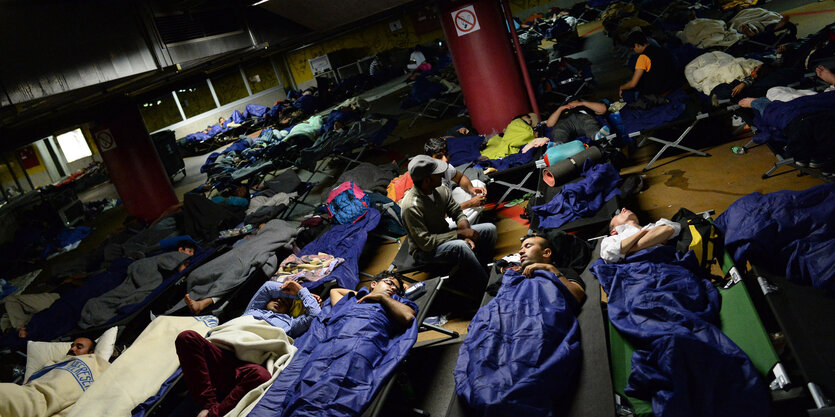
[{"xmin": 251, "ymin": 0, "xmax": 269, "ymax": 5}]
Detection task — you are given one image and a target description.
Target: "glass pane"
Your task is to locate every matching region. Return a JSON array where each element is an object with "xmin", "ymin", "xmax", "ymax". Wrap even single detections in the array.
[
  {"xmin": 243, "ymin": 58, "xmax": 279, "ymax": 94},
  {"xmin": 139, "ymin": 93, "xmax": 182, "ymax": 132},
  {"xmin": 56, "ymin": 129, "xmax": 92, "ymax": 163},
  {"xmin": 211, "ymin": 69, "xmax": 249, "ymax": 105},
  {"xmin": 176, "ymin": 81, "xmax": 217, "ymax": 118}
]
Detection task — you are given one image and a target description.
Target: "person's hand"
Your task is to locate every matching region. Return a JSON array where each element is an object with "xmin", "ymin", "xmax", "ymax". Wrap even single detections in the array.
[
  {"xmin": 312, "ymin": 294, "xmax": 323, "ymax": 305},
  {"xmin": 281, "ymin": 280, "xmax": 303, "ymax": 296},
  {"xmin": 457, "ymin": 228, "xmax": 479, "ymax": 241},
  {"xmin": 464, "ymin": 238, "xmax": 475, "ymax": 250},
  {"xmin": 472, "ymin": 186, "xmax": 487, "ymax": 196},
  {"xmin": 738, "ymin": 97, "xmax": 755, "ymax": 108},
  {"xmin": 18, "ymin": 327, "xmax": 27, "ymax": 339},
  {"xmin": 522, "ymin": 263, "xmax": 558, "ymax": 277},
  {"xmin": 618, "ymin": 87, "xmax": 624, "ymax": 98},
  {"xmin": 776, "ymin": 44, "xmax": 788, "ymax": 54},
  {"xmin": 460, "ymin": 194, "xmax": 486, "ymax": 209},
  {"xmin": 357, "ymin": 292, "xmax": 387, "ymax": 304},
  {"xmin": 731, "ymin": 83, "xmax": 746, "ymax": 97}
]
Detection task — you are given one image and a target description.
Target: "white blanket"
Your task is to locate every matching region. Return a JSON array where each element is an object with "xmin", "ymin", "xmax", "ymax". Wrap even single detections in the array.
[
  {"xmin": 728, "ymin": 7, "xmax": 783, "ymax": 35},
  {"xmin": 685, "ymin": 51, "xmax": 762, "ymax": 95},
  {"xmin": 0, "ymin": 354, "xmax": 109, "ymax": 417},
  {"xmin": 678, "ymin": 18, "xmax": 743, "ymax": 49},
  {"xmin": 67, "ymin": 315, "xmax": 218, "ymax": 417},
  {"xmin": 205, "ymin": 315, "xmax": 297, "ymax": 417}
]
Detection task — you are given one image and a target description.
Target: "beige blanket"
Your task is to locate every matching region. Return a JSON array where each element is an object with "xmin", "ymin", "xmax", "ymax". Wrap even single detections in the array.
[
  {"xmin": 678, "ymin": 19, "xmax": 743, "ymax": 49},
  {"xmin": 0, "ymin": 354, "xmax": 109, "ymax": 417},
  {"xmin": 66, "ymin": 315, "xmax": 218, "ymax": 417},
  {"xmin": 205, "ymin": 315, "xmax": 297, "ymax": 417},
  {"xmin": 685, "ymin": 51, "xmax": 762, "ymax": 95}
]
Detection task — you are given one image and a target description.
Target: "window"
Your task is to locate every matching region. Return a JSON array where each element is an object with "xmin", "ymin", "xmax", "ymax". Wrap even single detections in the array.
[
  {"xmin": 176, "ymin": 81, "xmax": 216, "ymax": 118},
  {"xmin": 56, "ymin": 129, "xmax": 92, "ymax": 163},
  {"xmin": 139, "ymin": 93, "xmax": 183, "ymax": 132},
  {"xmin": 243, "ymin": 58, "xmax": 279, "ymax": 94},
  {"xmin": 211, "ymin": 69, "xmax": 248, "ymax": 105}
]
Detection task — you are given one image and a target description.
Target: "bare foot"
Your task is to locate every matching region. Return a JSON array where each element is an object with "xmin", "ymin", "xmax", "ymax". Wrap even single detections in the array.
[
  {"xmin": 816, "ymin": 65, "xmax": 835, "ymax": 85},
  {"xmin": 738, "ymin": 98, "xmax": 755, "ymax": 108},
  {"xmin": 197, "ymin": 409, "xmax": 209, "ymax": 417},
  {"xmin": 184, "ymin": 294, "xmax": 213, "ymax": 315}
]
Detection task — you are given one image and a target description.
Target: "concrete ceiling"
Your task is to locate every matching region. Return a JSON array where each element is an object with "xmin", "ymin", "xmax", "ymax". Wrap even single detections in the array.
[{"xmin": 257, "ymin": 0, "xmax": 413, "ymax": 32}]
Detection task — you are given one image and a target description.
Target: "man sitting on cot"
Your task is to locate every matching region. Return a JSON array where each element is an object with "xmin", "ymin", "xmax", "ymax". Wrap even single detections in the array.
[
  {"xmin": 0, "ymin": 337, "xmax": 108, "ymax": 417},
  {"xmin": 600, "ymin": 208, "xmax": 681, "ymax": 263},
  {"xmin": 619, "ymin": 31, "xmax": 681, "ymax": 109},
  {"xmin": 401, "ymin": 155, "xmax": 497, "ymax": 290},
  {"xmin": 425, "ymin": 137, "xmax": 488, "ymax": 209},
  {"xmin": 176, "ymin": 280, "xmax": 321, "ymax": 417}
]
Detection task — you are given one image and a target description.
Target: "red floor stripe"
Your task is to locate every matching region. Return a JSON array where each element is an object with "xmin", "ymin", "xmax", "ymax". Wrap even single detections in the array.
[
  {"xmin": 581, "ymin": 25, "xmax": 604, "ymax": 37},
  {"xmin": 784, "ymin": 9, "xmax": 835, "ymax": 17}
]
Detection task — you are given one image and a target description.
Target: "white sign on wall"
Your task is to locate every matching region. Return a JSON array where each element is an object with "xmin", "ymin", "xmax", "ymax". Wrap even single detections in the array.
[
  {"xmin": 451, "ymin": 5, "xmax": 480, "ymax": 37},
  {"xmin": 95, "ymin": 128, "xmax": 117, "ymax": 152}
]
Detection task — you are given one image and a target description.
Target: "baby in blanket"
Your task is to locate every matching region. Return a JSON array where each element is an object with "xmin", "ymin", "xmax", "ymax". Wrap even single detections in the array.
[{"xmin": 0, "ymin": 337, "xmax": 109, "ymax": 417}]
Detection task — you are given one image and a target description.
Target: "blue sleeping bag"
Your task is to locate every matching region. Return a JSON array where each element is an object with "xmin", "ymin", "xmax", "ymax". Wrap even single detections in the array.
[
  {"xmin": 619, "ymin": 89, "xmax": 689, "ymax": 135},
  {"xmin": 298, "ymin": 209, "xmax": 381, "ymax": 290},
  {"xmin": 249, "ymin": 287, "xmax": 419, "ymax": 417},
  {"xmin": 446, "ymin": 135, "xmax": 484, "ymax": 166},
  {"xmin": 532, "ymin": 162, "xmax": 621, "ymax": 230},
  {"xmin": 752, "ymin": 90, "xmax": 835, "ymax": 145},
  {"xmin": 244, "ymin": 104, "xmax": 269, "ymax": 119},
  {"xmin": 184, "ymin": 132, "xmax": 212, "ymax": 144},
  {"xmin": 714, "ymin": 183, "xmax": 835, "ymax": 291},
  {"xmin": 230, "ymin": 109, "xmax": 245, "ymax": 124},
  {"xmin": 455, "ymin": 269, "xmax": 581, "ymax": 416},
  {"xmin": 591, "ymin": 246, "xmax": 770, "ymax": 417}
]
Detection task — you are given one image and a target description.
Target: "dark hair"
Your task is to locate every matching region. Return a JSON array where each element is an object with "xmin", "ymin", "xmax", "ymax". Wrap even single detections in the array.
[
  {"xmin": 374, "ymin": 270, "xmax": 406, "ymax": 296},
  {"xmin": 521, "ymin": 233, "xmax": 553, "ymax": 253},
  {"xmin": 626, "ymin": 31, "xmax": 648, "ymax": 47},
  {"xmin": 89, "ymin": 339, "xmax": 96, "ymax": 353},
  {"xmin": 424, "ymin": 137, "xmax": 448, "ymax": 157},
  {"xmin": 178, "ymin": 241, "xmax": 197, "ymax": 252}
]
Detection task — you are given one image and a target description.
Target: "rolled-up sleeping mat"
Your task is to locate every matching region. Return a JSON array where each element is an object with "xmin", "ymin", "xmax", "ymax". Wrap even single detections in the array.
[{"xmin": 542, "ymin": 146, "xmax": 603, "ymax": 187}]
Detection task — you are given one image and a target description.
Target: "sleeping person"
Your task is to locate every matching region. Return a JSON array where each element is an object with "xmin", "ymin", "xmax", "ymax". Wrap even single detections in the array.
[
  {"xmin": 247, "ymin": 271, "xmax": 418, "ymax": 417},
  {"xmin": 176, "ymin": 280, "xmax": 321, "ymax": 417},
  {"xmin": 601, "ymin": 208, "xmax": 681, "ymax": 263},
  {"xmin": 0, "ymin": 337, "xmax": 109, "ymax": 417},
  {"xmin": 545, "ymin": 99, "xmax": 609, "ymax": 143},
  {"xmin": 454, "ymin": 235, "xmax": 585, "ymax": 415}
]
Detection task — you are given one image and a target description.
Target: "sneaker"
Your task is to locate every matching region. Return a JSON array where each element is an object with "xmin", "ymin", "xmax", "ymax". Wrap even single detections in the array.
[{"xmin": 809, "ymin": 159, "xmax": 828, "ymax": 169}]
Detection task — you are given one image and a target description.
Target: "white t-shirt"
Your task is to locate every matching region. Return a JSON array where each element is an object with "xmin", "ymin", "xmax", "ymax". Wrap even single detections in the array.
[{"xmin": 600, "ymin": 218, "xmax": 681, "ymax": 263}]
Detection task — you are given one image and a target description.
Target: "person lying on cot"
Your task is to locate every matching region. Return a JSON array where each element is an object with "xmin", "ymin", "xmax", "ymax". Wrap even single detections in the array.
[
  {"xmin": 600, "ymin": 208, "xmax": 681, "ymax": 264},
  {"xmin": 619, "ymin": 31, "xmax": 681, "ymax": 109},
  {"xmin": 401, "ymin": 156, "xmax": 497, "ymax": 291},
  {"xmin": 328, "ymin": 271, "xmax": 415, "ymax": 327},
  {"xmin": 545, "ymin": 99, "xmax": 610, "ymax": 143},
  {"xmin": 518, "ymin": 234, "xmax": 586, "ymax": 302},
  {"xmin": 177, "ymin": 280, "xmax": 321, "ymax": 417},
  {"xmin": 424, "ymin": 137, "xmax": 488, "ymax": 209},
  {"xmin": 738, "ymin": 64, "xmax": 835, "ymax": 114},
  {"xmin": 0, "ymin": 337, "xmax": 105, "ymax": 417}
]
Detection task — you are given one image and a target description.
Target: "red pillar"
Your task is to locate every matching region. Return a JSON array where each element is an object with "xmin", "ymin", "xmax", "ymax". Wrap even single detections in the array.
[
  {"xmin": 440, "ymin": 0, "xmax": 531, "ymax": 135},
  {"xmin": 92, "ymin": 99, "xmax": 178, "ymax": 222}
]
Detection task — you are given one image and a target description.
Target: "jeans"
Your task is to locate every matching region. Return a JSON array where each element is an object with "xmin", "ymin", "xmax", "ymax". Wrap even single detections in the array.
[{"xmin": 420, "ymin": 223, "xmax": 497, "ymax": 289}]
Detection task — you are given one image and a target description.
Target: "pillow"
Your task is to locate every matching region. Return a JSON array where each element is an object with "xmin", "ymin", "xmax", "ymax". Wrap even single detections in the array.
[{"xmin": 24, "ymin": 326, "xmax": 119, "ymax": 382}]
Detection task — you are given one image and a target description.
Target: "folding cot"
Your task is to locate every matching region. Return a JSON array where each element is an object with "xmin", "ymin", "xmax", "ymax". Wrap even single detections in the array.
[
  {"xmin": 483, "ymin": 150, "xmax": 545, "ymax": 207},
  {"xmin": 604, "ymin": 91, "xmax": 740, "ymax": 172},
  {"xmin": 603, "ymin": 214, "xmax": 786, "ymax": 417},
  {"xmin": 749, "ymin": 264, "xmax": 835, "ymax": 413}
]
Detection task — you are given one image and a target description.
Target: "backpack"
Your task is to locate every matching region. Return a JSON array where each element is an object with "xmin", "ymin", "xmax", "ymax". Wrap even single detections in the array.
[
  {"xmin": 671, "ymin": 208, "xmax": 725, "ymax": 269},
  {"xmin": 326, "ymin": 181, "xmax": 370, "ymax": 225}
]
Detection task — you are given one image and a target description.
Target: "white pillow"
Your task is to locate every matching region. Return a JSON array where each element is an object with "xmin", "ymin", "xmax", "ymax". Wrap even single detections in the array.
[{"xmin": 24, "ymin": 326, "xmax": 119, "ymax": 382}]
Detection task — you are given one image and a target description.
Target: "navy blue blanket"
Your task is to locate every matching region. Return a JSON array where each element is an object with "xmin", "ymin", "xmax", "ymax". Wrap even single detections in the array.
[
  {"xmin": 715, "ymin": 183, "xmax": 835, "ymax": 291},
  {"xmin": 0, "ymin": 259, "xmax": 133, "ymax": 348},
  {"xmin": 298, "ymin": 209, "xmax": 381, "ymax": 290},
  {"xmin": 455, "ymin": 269, "xmax": 581, "ymax": 416},
  {"xmin": 532, "ymin": 162, "xmax": 620, "ymax": 230},
  {"xmin": 619, "ymin": 89, "xmax": 689, "ymax": 134},
  {"xmin": 249, "ymin": 287, "xmax": 419, "ymax": 417},
  {"xmin": 401, "ymin": 76, "xmax": 445, "ymax": 109},
  {"xmin": 752, "ymin": 90, "xmax": 835, "ymax": 145},
  {"xmin": 244, "ymin": 104, "xmax": 268, "ymax": 119},
  {"xmin": 591, "ymin": 246, "xmax": 770, "ymax": 417},
  {"xmin": 445, "ymin": 135, "xmax": 537, "ymax": 171}
]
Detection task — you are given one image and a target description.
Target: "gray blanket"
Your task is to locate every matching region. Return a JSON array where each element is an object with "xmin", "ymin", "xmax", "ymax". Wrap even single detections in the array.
[
  {"xmin": 186, "ymin": 219, "xmax": 297, "ymax": 301},
  {"xmin": 78, "ymin": 250, "xmax": 190, "ymax": 329},
  {"xmin": 104, "ymin": 216, "xmax": 181, "ymax": 262}
]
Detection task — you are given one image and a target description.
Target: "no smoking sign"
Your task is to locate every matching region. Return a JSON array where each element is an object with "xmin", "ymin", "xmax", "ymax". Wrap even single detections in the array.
[
  {"xmin": 95, "ymin": 128, "xmax": 117, "ymax": 152},
  {"xmin": 451, "ymin": 5, "xmax": 480, "ymax": 37}
]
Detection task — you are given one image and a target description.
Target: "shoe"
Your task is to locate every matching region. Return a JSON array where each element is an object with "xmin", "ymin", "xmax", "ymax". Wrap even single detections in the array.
[
  {"xmin": 809, "ymin": 159, "xmax": 828, "ymax": 169},
  {"xmin": 794, "ymin": 160, "xmax": 808, "ymax": 167}
]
